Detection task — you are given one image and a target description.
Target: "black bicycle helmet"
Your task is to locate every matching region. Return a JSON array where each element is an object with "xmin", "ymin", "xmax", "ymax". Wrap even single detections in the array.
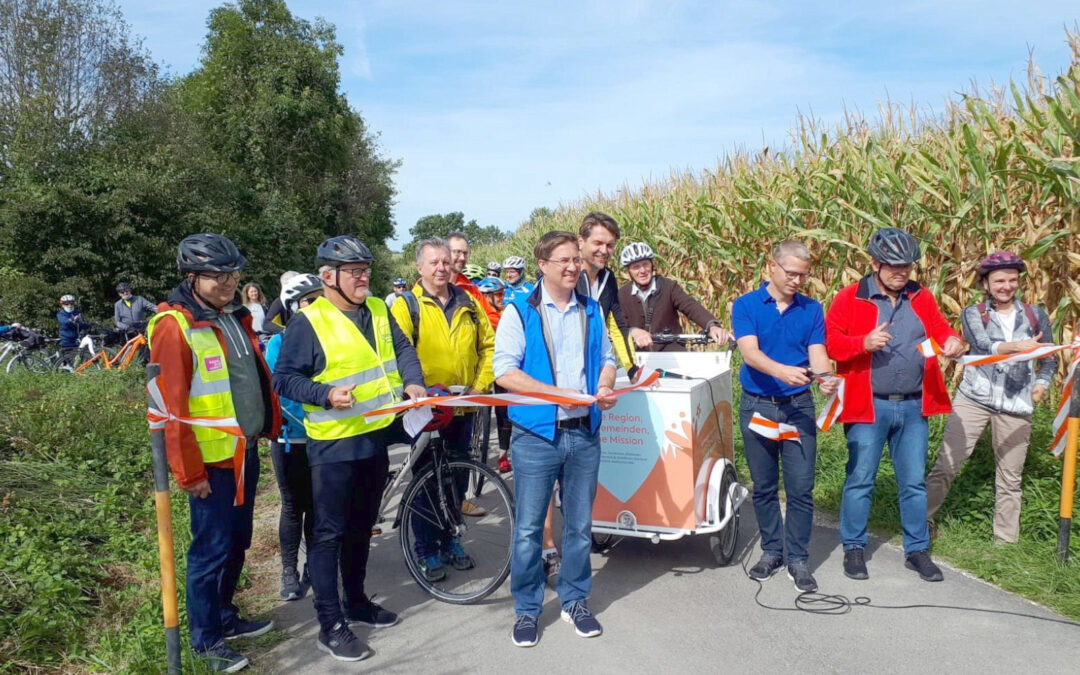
[
  {"xmin": 867, "ymin": 227, "xmax": 920, "ymax": 265},
  {"xmin": 115, "ymin": 282, "xmax": 132, "ymax": 293},
  {"xmin": 177, "ymin": 233, "xmax": 248, "ymax": 274},
  {"xmin": 316, "ymin": 235, "xmax": 374, "ymax": 267}
]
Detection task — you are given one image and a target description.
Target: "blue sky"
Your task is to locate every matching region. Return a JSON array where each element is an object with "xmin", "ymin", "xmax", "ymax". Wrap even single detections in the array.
[{"xmin": 118, "ymin": 1, "xmax": 1078, "ymax": 247}]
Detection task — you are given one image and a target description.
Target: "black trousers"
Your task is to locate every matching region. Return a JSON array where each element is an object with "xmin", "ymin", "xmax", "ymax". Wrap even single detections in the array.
[
  {"xmin": 308, "ymin": 453, "xmax": 389, "ymax": 631},
  {"xmin": 269, "ymin": 440, "xmax": 313, "ymax": 571}
]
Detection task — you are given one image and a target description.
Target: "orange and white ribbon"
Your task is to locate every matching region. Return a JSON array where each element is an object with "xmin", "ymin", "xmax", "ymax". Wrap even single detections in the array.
[
  {"xmin": 147, "ymin": 376, "xmax": 249, "ymax": 505},
  {"xmin": 1050, "ymin": 348, "xmax": 1080, "ymax": 457},
  {"xmin": 362, "ymin": 368, "xmax": 662, "ymax": 420},
  {"xmin": 956, "ymin": 339, "xmax": 1080, "ymax": 368},
  {"xmin": 816, "ymin": 378, "xmax": 845, "ymax": 432},
  {"xmin": 748, "ymin": 412, "xmax": 801, "ymax": 443},
  {"xmin": 918, "ymin": 338, "xmax": 944, "ymax": 358}
]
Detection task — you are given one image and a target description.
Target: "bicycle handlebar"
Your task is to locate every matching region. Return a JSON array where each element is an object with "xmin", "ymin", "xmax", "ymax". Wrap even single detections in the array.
[{"xmin": 650, "ymin": 331, "xmax": 737, "ymax": 349}]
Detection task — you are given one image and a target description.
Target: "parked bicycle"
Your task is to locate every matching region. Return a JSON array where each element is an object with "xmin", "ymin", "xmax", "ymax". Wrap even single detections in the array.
[{"xmin": 377, "ymin": 397, "xmax": 514, "ymax": 604}]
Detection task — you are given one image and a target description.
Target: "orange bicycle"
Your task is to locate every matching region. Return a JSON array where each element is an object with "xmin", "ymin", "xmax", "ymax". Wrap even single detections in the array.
[{"xmin": 75, "ymin": 331, "xmax": 147, "ymax": 374}]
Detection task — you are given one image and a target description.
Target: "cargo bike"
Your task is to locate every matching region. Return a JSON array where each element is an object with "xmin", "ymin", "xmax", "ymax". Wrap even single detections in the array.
[{"xmin": 590, "ymin": 332, "xmax": 748, "ymax": 565}]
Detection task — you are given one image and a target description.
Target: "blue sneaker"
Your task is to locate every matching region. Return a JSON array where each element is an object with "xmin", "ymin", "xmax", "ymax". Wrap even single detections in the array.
[
  {"xmin": 419, "ymin": 554, "xmax": 446, "ymax": 582},
  {"xmin": 195, "ymin": 641, "xmax": 249, "ymax": 672},
  {"xmin": 444, "ymin": 537, "xmax": 475, "ymax": 571},
  {"xmin": 511, "ymin": 614, "xmax": 539, "ymax": 647},
  {"xmin": 560, "ymin": 602, "xmax": 602, "ymax": 638}
]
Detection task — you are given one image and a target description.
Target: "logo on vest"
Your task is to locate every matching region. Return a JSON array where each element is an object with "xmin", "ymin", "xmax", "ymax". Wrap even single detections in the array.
[{"xmin": 204, "ymin": 355, "xmax": 224, "ymax": 372}]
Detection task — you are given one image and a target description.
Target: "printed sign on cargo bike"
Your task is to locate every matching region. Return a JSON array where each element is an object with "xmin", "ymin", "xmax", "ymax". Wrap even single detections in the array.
[{"xmin": 594, "ymin": 351, "xmax": 734, "ymax": 535}]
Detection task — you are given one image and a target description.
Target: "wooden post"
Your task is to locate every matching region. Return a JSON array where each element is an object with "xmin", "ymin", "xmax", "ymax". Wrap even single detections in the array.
[{"xmin": 148, "ymin": 363, "xmax": 182, "ymax": 674}]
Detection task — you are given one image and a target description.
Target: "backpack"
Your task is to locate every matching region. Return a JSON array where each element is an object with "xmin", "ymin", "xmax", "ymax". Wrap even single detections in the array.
[
  {"xmin": 399, "ymin": 289, "xmax": 479, "ymax": 347},
  {"xmin": 975, "ymin": 300, "xmax": 1038, "ymax": 332}
]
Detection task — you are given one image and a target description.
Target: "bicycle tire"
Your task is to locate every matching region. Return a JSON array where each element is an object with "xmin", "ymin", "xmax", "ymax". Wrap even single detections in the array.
[{"xmin": 398, "ymin": 458, "xmax": 514, "ymax": 604}]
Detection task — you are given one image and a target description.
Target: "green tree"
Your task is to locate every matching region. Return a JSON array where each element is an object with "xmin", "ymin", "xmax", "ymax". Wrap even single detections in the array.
[
  {"xmin": 402, "ymin": 211, "xmax": 507, "ymax": 262},
  {"xmin": 176, "ymin": 0, "xmax": 398, "ymax": 294}
]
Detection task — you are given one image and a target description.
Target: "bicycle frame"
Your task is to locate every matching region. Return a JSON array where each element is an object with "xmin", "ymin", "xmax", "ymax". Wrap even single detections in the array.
[{"xmin": 107, "ymin": 333, "xmax": 147, "ymax": 369}]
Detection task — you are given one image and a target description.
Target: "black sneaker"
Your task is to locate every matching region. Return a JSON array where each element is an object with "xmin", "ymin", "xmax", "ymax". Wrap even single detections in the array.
[
  {"xmin": 345, "ymin": 597, "xmax": 399, "ymax": 628},
  {"xmin": 444, "ymin": 537, "xmax": 475, "ymax": 571},
  {"xmin": 905, "ymin": 550, "xmax": 944, "ymax": 582},
  {"xmin": 543, "ymin": 551, "xmax": 562, "ymax": 577},
  {"xmin": 512, "ymin": 614, "xmax": 539, "ymax": 647},
  {"xmin": 843, "ymin": 548, "xmax": 869, "ymax": 580},
  {"xmin": 561, "ymin": 602, "xmax": 602, "ymax": 638},
  {"xmin": 195, "ymin": 641, "xmax": 249, "ymax": 673},
  {"xmin": 317, "ymin": 622, "xmax": 371, "ymax": 662},
  {"xmin": 281, "ymin": 567, "xmax": 304, "ymax": 601},
  {"xmin": 786, "ymin": 561, "xmax": 818, "ymax": 593},
  {"xmin": 222, "ymin": 617, "xmax": 273, "ymax": 640},
  {"xmin": 747, "ymin": 553, "xmax": 784, "ymax": 581},
  {"xmin": 419, "ymin": 554, "xmax": 446, "ymax": 582}
]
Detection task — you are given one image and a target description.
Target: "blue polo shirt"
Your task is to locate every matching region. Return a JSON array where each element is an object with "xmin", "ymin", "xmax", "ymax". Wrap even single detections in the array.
[{"xmin": 731, "ymin": 282, "xmax": 826, "ymax": 397}]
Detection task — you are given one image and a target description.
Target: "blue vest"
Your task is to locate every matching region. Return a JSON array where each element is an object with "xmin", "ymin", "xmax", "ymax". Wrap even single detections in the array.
[{"xmin": 507, "ymin": 287, "xmax": 605, "ymax": 441}]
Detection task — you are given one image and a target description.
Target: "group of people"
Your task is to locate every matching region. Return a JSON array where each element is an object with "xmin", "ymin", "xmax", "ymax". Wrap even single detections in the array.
[
  {"xmin": 735, "ymin": 229, "xmax": 1058, "ymax": 595},
  {"xmin": 146, "ymin": 213, "xmax": 1063, "ymax": 670}
]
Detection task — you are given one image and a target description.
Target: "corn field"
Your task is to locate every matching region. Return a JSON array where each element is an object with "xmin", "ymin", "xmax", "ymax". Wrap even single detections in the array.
[{"xmin": 472, "ymin": 32, "xmax": 1080, "ymax": 340}]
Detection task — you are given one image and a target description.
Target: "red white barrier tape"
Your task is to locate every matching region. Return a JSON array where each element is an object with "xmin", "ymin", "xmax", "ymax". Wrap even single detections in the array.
[
  {"xmin": 1051, "ymin": 348, "xmax": 1080, "ymax": 458},
  {"xmin": 748, "ymin": 412, "xmax": 801, "ymax": 443},
  {"xmin": 918, "ymin": 338, "xmax": 944, "ymax": 358},
  {"xmin": 816, "ymin": 378, "xmax": 844, "ymax": 432},
  {"xmin": 956, "ymin": 339, "xmax": 1080, "ymax": 367},
  {"xmin": 362, "ymin": 368, "xmax": 662, "ymax": 420},
  {"xmin": 147, "ymin": 376, "xmax": 249, "ymax": 505}
]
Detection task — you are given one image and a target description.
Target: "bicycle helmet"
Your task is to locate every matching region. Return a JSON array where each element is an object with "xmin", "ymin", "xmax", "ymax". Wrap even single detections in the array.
[
  {"xmin": 59, "ymin": 294, "xmax": 76, "ymax": 304},
  {"xmin": 462, "ymin": 263, "xmax": 486, "ymax": 280},
  {"xmin": 866, "ymin": 227, "xmax": 920, "ymax": 265},
  {"xmin": 393, "ymin": 277, "xmax": 407, "ymax": 287},
  {"xmin": 503, "ymin": 255, "xmax": 527, "ymax": 270},
  {"xmin": 476, "ymin": 277, "xmax": 507, "ymax": 294},
  {"xmin": 280, "ymin": 273, "xmax": 323, "ymax": 313},
  {"xmin": 977, "ymin": 250, "xmax": 1026, "ymax": 278},
  {"xmin": 423, "ymin": 384, "xmax": 454, "ymax": 431},
  {"xmin": 619, "ymin": 242, "xmax": 655, "ymax": 267},
  {"xmin": 315, "ymin": 235, "xmax": 374, "ymax": 267},
  {"xmin": 177, "ymin": 233, "xmax": 248, "ymax": 273},
  {"xmin": 115, "ymin": 282, "xmax": 132, "ymax": 293},
  {"xmin": 486, "ymin": 261, "xmax": 502, "ymax": 274}
]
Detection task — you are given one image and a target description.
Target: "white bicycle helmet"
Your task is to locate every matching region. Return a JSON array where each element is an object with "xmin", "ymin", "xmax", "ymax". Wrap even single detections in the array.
[
  {"xmin": 59, "ymin": 294, "xmax": 76, "ymax": 304},
  {"xmin": 503, "ymin": 256, "xmax": 527, "ymax": 270},
  {"xmin": 486, "ymin": 261, "xmax": 502, "ymax": 273},
  {"xmin": 619, "ymin": 242, "xmax": 655, "ymax": 267},
  {"xmin": 280, "ymin": 273, "xmax": 323, "ymax": 313}
]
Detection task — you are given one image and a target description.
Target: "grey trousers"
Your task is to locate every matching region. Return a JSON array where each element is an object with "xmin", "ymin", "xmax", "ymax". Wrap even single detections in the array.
[{"xmin": 926, "ymin": 393, "xmax": 1032, "ymax": 543}]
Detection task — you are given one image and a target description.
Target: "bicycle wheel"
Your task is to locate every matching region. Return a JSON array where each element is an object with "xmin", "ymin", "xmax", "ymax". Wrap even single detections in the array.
[
  {"xmin": 399, "ymin": 458, "xmax": 514, "ymax": 604},
  {"xmin": 6, "ymin": 353, "xmax": 39, "ymax": 374}
]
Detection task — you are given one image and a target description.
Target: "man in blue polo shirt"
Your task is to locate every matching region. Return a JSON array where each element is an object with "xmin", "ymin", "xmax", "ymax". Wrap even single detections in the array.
[{"xmin": 731, "ymin": 240, "xmax": 837, "ymax": 593}]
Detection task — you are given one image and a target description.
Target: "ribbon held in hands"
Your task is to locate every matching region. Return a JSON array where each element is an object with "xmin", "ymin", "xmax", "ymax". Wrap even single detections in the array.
[
  {"xmin": 955, "ymin": 339, "xmax": 1080, "ymax": 368},
  {"xmin": 816, "ymin": 377, "xmax": 845, "ymax": 432},
  {"xmin": 748, "ymin": 412, "xmax": 801, "ymax": 443},
  {"xmin": 362, "ymin": 368, "xmax": 662, "ymax": 421},
  {"xmin": 147, "ymin": 376, "xmax": 249, "ymax": 505},
  {"xmin": 1051, "ymin": 347, "xmax": 1080, "ymax": 458}
]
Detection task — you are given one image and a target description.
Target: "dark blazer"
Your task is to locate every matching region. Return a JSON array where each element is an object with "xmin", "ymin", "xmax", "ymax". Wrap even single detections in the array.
[{"xmin": 618, "ymin": 275, "xmax": 721, "ymax": 352}]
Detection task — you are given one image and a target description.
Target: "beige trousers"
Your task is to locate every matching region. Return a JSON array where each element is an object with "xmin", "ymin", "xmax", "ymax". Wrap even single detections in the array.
[{"xmin": 926, "ymin": 393, "xmax": 1032, "ymax": 543}]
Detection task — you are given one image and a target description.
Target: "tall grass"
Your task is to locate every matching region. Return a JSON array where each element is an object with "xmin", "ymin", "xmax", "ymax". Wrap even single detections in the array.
[{"xmin": 470, "ymin": 32, "xmax": 1080, "ymax": 338}]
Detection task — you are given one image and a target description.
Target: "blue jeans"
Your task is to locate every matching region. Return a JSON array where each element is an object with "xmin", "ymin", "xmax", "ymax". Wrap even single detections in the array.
[
  {"xmin": 739, "ymin": 392, "xmax": 817, "ymax": 563},
  {"xmin": 510, "ymin": 425, "xmax": 600, "ymax": 617},
  {"xmin": 187, "ymin": 444, "xmax": 259, "ymax": 651},
  {"xmin": 840, "ymin": 398, "xmax": 930, "ymax": 554}
]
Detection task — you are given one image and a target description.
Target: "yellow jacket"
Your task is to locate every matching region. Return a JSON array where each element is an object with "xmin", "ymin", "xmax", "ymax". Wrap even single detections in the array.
[
  {"xmin": 606, "ymin": 311, "xmax": 635, "ymax": 372},
  {"xmin": 391, "ymin": 283, "xmax": 495, "ymax": 392}
]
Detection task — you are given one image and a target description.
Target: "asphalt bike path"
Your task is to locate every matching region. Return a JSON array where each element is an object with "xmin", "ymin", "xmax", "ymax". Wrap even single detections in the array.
[{"xmin": 262, "ymin": 442, "xmax": 1080, "ymax": 674}]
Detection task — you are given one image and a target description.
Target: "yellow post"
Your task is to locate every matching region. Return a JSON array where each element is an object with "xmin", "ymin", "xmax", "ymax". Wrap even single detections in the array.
[{"xmin": 148, "ymin": 364, "xmax": 182, "ymax": 673}]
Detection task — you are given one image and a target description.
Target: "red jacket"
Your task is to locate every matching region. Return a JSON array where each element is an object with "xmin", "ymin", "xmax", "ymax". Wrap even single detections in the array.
[
  {"xmin": 149, "ymin": 284, "xmax": 281, "ymax": 489},
  {"xmin": 825, "ymin": 276, "xmax": 960, "ymax": 424},
  {"xmin": 454, "ymin": 273, "xmax": 501, "ymax": 329}
]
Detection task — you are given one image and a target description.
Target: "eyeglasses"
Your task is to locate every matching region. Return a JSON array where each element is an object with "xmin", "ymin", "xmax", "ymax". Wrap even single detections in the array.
[
  {"xmin": 199, "ymin": 270, "xmax": 241, "ymax": 284},
  {"xmin": 880, "ymin": 262, "xmax": 916, "ymax": 273},
  {"xmin": 338, "ymin": 265, "xmax": 371, "ymax": 279},
  {"xmin": 541, "ymin": 256, "xmax": 584, "ymax": 268},
  {"xmin": 774, "ymin": 261, "xmax": 811, "ymax": 281}
]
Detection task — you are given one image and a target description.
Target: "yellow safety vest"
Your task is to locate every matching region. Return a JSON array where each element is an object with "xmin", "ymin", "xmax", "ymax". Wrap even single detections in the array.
[
  {"xmin": 300, "ymin": 296, "xmax": 404, "ymax": 440},
  {"xmin": 146, "ymin": 310, "xmax": 241, "ymax": 463}
]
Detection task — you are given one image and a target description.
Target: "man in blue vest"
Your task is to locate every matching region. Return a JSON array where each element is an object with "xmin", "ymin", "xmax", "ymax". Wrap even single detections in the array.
[
  {"xmin": 273, "ymin": 236, "xmax": 426, "ymax": 662},
  {"xmin": 494, "ymin": 230, "xmax": 617, "ymax": 648}
]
